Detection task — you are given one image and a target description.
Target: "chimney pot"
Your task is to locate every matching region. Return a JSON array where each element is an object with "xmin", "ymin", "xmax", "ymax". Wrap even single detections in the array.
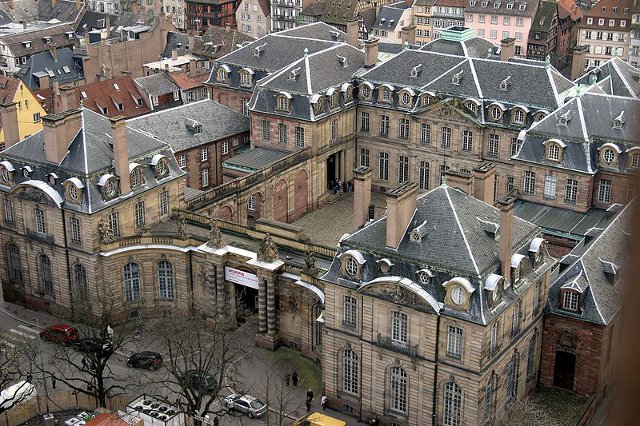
[
  {"xmin": 346, "ymin": 18, "xmax": 359, "ymax": 47},
  {"xmin": 445, "ymin": 170, "xmax": 473, "ymax": 195},
  {"xmin": 499, "ymin": 37, "xmax": 516, "ymax": 61},
  {"xmin": 472, "ymin": 162, "xmax": 496, "ymax": 205}
]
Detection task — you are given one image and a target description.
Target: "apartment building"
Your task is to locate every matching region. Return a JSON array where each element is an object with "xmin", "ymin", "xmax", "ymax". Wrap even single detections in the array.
[
  {"xmin": 237, "ymin": 0, "xmax": 271, "ymax": 37},
  {"xmin": 432, "ymin": 0, "xmax": 464, "ymax": 39},
  {"xmin": 413, "ymin": 0, "xmax": 436, "ymax": 45}
]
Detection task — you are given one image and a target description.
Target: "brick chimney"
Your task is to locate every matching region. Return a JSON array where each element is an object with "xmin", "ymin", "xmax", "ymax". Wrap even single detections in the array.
[
  {"xmin": 401, "ymin": 24, "xmax": 416, "ymax": 45},
  {"xmin": 43, "ymin": 109, "xmax": 83, "ymax": 164},
  {"xmin": 500, "ymin": 38, "xmax": 515, "ymax": 61},
  {"xmin": 364, "ymin": 38, "xmax": 379, "ymax": 68},
  {"xmin": 188, "ymin": 32, "xmax": 196, "ymax": 51},
  {"xmin": 51, "ymin": 0, "xmax": 57, "ymax": 6},
  {"xmin": 473, "ymin": 162, "xmax": 496, "ymax": 205},
  {"xmin": 346, "ymin": 18, "xmax": 359, "ymax": 47},
  {"xmin": 9, "ymin": 0, "xmax": 13, "ymax": 9},
  {"xmin": 445, "ymin": 170, "xmax": 472, "ymax": 195},
  {"xmin": 49, "ymin": 46, "xmax": 57, "ymax": 62},
  {"xmin": 110, "ymin": 116, "xmax": 131, "ymax": 195},
  {"xmin": 385, "ymin": 182, "xmax": 417, "ymax": 249},
  {"xmin": 0, "ymin": 102, "xmax": 20, "ymax": 148},
  {"xmin": 59, "ymin": 85, "xmax": 77, "ymax": 112},
  {"xmin": 497, "ymin": 194, "xmax": 517, "ymax": 286},
  {"xmin": 353, "ymin": 166, "xmax": 372, "ymax": 230},
  {"xmin": 188, "ymin": 59, "xmax": 197, "ymax": 77},
  {"xmin": 75, "ymin": 0, "xmax": 81, "ymax": 10},
  {"xmin": 570, "ymin": 45, "xmax": 588, "ymax": 80}
]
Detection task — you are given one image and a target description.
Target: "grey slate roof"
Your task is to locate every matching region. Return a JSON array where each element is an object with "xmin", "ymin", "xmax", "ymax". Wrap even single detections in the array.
[
  {"xmin": 515, "ymin": 93, "xmax": 640, "ymax": 174},
  {"xmin": 4, "ymin": 23, "xmax": 77, "ymax": 58},
  {"xmin": 163, "ymin": 31, "xmax": 190, "ymax": 58},
  {"xmin": 128, "ymin": 99, "xmax": 249, "ymax": 152},
  {"xmin": 16, "ymin": 47, "xmax": 84, "ymax": 90},
  {"xmin": 574, "ymin": 58, "xmax": 640, "ymax": 99},
  {"xmin": 546, "ymin": 202, "xmax": 631, "ymax": 325},
  {"xmin": 134, "ymin": 73, "xmax": 179, "ymax": 96},
  {"xmin": 273, "ymin": 22, "xmax": 347, "ymax": 42},
  {"xmin": 373, "ymin": 4, "xmax": 409, "ymax": 31},
  {"xmin": 421, "ymin": 36, "xmax": 497, "ymax": 58},
  {"xmin": 223, "ymin": 147, "xmax": 291, "ymax": 171},
  {"xmin": 0, "ymin": 0, "xmax": 83, "ymax": 23},
  {"xmin": 0, "ymin": 108, "xmax": 185, "ymax": 214},
  {"xmin": 529, "ymin": 1, "xmax": 557, "ymax": 35}
]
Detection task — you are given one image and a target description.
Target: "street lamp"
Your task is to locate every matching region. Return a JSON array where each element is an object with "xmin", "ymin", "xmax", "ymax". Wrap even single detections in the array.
[{"xmin": 34, "ymin": 317, "xmax": 50, "ymax": 414}]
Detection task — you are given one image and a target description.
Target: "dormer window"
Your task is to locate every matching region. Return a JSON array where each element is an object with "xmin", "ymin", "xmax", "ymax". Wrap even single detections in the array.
[
  {"xmin": 64, "ymin": 177, "xmax": 84, "ymax": 203},
  {"xmin": 378, "ymin": 85, "xmax": 393, "ymax": 103},
  {"xmin": 465, "ymin": 100, "xmax": 479, "ymax": 114},
  {"xmin": 612, "ymin": 111, "xmax": 625, "ymax": 129},
  {"xmin": 342, "ymin": 83, "xmax": 353, "ymax": 102},
  {"xmin": 533, "ymin": 111, "xmax": 547, "ymax": 122},
  {"xmin": 47, "ymin": 173, "xmax": 58, "ymax": 186},
  {"xmin": 422, "ymin": 94, "xmax": 433, "ymax": 106},
  {"xmin": 628, "ymin": 148, "xmax": 640, "ymax": 169},
  {"xmin": 529, "ymin": 237, "xmax": 546, "ymax": 266},
  {"xmin": 276, "ymin": 92, "xmax": 292, "ymax": 112},
  {"xmin": 216, "ymin": 66, "xmax": 229, "ymax": 83},
  {"xmin": 0, "ymin": 161, "xmax": 15, "ymax": 184},
  {"xmin": 489, "ymin": 105, "xmax": 503, "ymax": 121},
  {"xmin": 598, "ymin": 143, "xmax": 621, "ymax": 166},
  {"xmin": 253, "ymin": 43, "xmax": 266, "ymax": 56},
  {"xmin": 451, "ymin": 70, "xmax": 463, "ymax": 85},
  {"xmin": 399, "ymin": 89, "xmax": 414, "ymax": 108},
  {"xmin": 416, "ymin": 269, "xmax": 433, "ymax": 285},
  {"xmin": 511, "ymin": 108, "xmax": 525, "ymax": 125},
  {"xmin": 557, "ymin": 111, "xmax": 570, "ymax": 126},
  {"xmin": 377, "ymin": 258, "xmax": 393, "ymax": 274},
  {"xmin": 98, "ymin": 174, "xmax": 119, "ymax": 200},
  {"xmin": 288, "ymin": 67, "xmax": 300, "ymax": 81},
  {"xmin": 311, "ymin": 94, "xmax": 324, "ymax": 115},
  {"xmin": 442, "ymin": 277, "xmax": 474, "ymax": 310},
  {"xmin": 129, "ymin": 164, "xmax": 145, "ymax": 188},
  {"xmin": 359, "ymin": 83, "xmax": 373, "ymax": 100},
  {"xmin": 562, "ymin": 290, "xmax": 579, "ymax": 311},
  {"xmin": 327, "ymin": 88, "xmax": 339, "ymax": 109},
  {"xmin": 511, "ymin": 253, "xmax": 526, "ymax": 285},
  {"xmin": 485, "ymin": 273, "xmax": 503, "ymax": 306},
  {"xmin": 543, "ymin": 139, "xmax": 565, "ymax": 162},
  {"xmin": 499, "ymin": 76, "xmax": 511, "ymax": 91},
  {"xmin": 401, "ymin": 92, "xmax": 411, "ymax": 105},
  {"xmin": 339, "ymin": 249, "xmax": 365, "ymax": 280},
  {"xmin": 410, "ymin": 220, "xmax": 428, "ymax": 243},
  {"xmin": 22, "ymin": 166, "xmax": 32, "ymax": 178},
  {"xmin": 337, "ymin": 55, "xmax": 348, "ymax": 67},
  {"xmin": 151, "ymin": 154, "xmax": 170, "ymax": 180},
  {"xmin": 240, "ymin": 68, "xmax": 254, "ymax": 87},
  {"xmin": 22, "ymin": 41, "xmax": 32, "ymax": 49}
]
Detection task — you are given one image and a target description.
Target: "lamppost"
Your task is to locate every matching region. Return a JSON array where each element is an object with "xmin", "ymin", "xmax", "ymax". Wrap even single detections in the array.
[{"xmin": 34, "ymin": 317, "xmax": 50, "ymax": 414}]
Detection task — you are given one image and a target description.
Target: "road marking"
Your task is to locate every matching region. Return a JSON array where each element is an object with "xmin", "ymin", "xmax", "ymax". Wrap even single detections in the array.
[
  {"xmin": 10, "ymin": 329, "xmax": 36, "ymax": 339},
  {"xmin": 18, "ymin": 325, "xmax": 39, "ymax": 334}
]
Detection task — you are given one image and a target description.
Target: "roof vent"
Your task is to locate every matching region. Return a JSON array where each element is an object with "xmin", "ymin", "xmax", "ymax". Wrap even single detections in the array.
[
  {"xmin": 289, "ymin": 67, "xmax": 301, "ymax": 80},
  {"xmin": 409, "ymin": 220, "xmax": 429, "ymax": 244},
  {"xmin": 253, "ymin": 43, "xmax": 266, "ymax": 56},
  {"xmin": 451, "ymin": 70, "xmax": 463, "ymax": 85},
  {"xmin": 330, "ymin": 30, "xmax": 340, "ymax": 40},
  {"xmin": 185, "ymin": 118, "xmax": 202, "ymax": 134},
  {"xmin": 612, "ymin": 111, "xmax": 625, "ymax": 129},
  {"xmin": 558, "ymin": 111, "xmax": 571, "ymax": 126},
  {"xmin": 389, "ymin": 19, "xmax": 394, "ymax": 27},
  {"xmin": 600, "ymin": 259, "xmax": 619, "ymax": 284},
  {"xmin": 499, "ymin": 75, "xmax": 511, "ymax": 91},
  {"xmin": 337, "ymin": 55, "xmax": 348, "ymax": 67},
  {"xmin": 478, "ymin": 218, "xmax": 499, "ymax": 239},
  {"xmin": 411, "ymin": 64, "xmax": 422, "ymax": 77}
]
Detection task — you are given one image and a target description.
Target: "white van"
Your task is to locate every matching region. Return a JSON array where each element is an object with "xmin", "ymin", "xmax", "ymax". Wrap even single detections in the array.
[{"xmin": 0, "ymin": 381, "xmax": 36, "ymax": 412}]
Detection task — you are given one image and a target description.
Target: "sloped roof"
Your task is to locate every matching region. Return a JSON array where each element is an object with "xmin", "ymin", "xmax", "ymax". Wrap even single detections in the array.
[
  {"xmin": 223, "ymin": 147, "xmax": 290, "ymax": 171},
  {"xmin": 464, "ymin": 0, "xmax": 539, "ymax": 17},
  {"xmin": 16, "ymin": 47, "xmax": 84, "ymax": 90},
  {"xmin": 421, "ymin": 36, "xmax": 497, "ymax": 58},
  {"xmin": 191, "ymin": 26, "xmax": 255, "ymax": 60},
  {"xmin": 74, "ymin": 76, "xmax": 151, "ymax": 119},
  {"xmin": 575, "ymin": 58, "xmax": 640, "ymax": 99},
  {"xmin": 0, "ymin": 0, "xmax": 82, "ymax": 23},
  {"xmin": 373, "ymin": 5, "xmax": 408, "ymax": 31},
  {"xmin": 530, "ymin": 1, "xmax": 557, "ymax": 34},
  {"xmin": 4, "ymin": 23, "xmax": 76, "ymax": 58},
  {"xmin": 0, "ymin": 75, "xmax": 21, "ymax": 104},
  {"xmin": 134, "ymin": 73, "xmax": 179, "ymax": 96},
  {"xmin": 168, "ymin": 71, "xmax": 204, "ymax": 90},
  {"xmin": 556, "ymin": 0, "xmax": 583, "ymax": 22}
]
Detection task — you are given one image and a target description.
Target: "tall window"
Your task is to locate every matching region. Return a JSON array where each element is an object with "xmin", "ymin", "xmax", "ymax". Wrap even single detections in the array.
[
  {"xmin": 488, "ymin": 134, "xmax": 500, "ymax": 157},
  {"xmin": 441, "ymin": 126, "xmax": 452, "ymax": 148},
  {"xmin": 447, "ymin": 325, "xmax": 463, "ymax": 359},
  {"xmin": 443, "ymin": 382, "xmax": 462, "ymax": 426},
  {"xmin": 483, "ymin": 375, "xmax": 495, "ymax": 426},
  {"xmin": 526, "ymin": 333, "xmax": 537, "ymax": 381},
  {"xmin": 510, "ymin": 137, "xmax": 521, "ymax": 156},
  {"xmin": 548, "ymin": 144, "xmax": 560, "ymax": 161},
  {"xmin": 158, "ymin": 260, "xmax": 174, "ymax": 299},
  {"xmin": 343, "ymin": 295, "xmax": 357, "ymax": 326},
  {"xmin": 39, "ymin": 254, "xmax": 53, "ymax": 293},
  {"xmin": 7, "ymin": 243, "xmax": 22, "ymax": 281},
  {"xmin": 242, "ymin": 98, "xmax": 249, "ymax": 116},
  {"xmin": 3, "ymin": 199, "xmax": 14, "ymax": 224},
  {"xmin": 543, "ymin": 175, "xmax": 557, "ymax": 199},
  {"xmin": 379, "ymin": 152, "xmax": 389, "ymax": 180},
  {"xmin": 419, "ymin": 161, "xmax": 430, "ymax": 190},
  {"xmin": 523, "ymin": 171, "xmax": 535, "ymax": 195},
  {"xmin": 506, "ymin": 176, "xmax": 515, "ymax": 192},
  {"xmin": 109, "ymin": 211, "xmax": 120, "ymax": 238},
  {"xmin": 35, "ymin": 208, "xmax": 46, "ymax": 234},
  {"xmin": 71, "ymin": 217, "xmax": 82, "ymax": 244},
  {"xmin": 562, "ymin": 291, "xmax": 579, "ymax": 311},
  {"xmin": 390, "ymin": 366, "xmax": 407, "ymax": 413},
  {"xmin": 262, "ymin": 120, "xmax": 270, "ymax": 140},
  {"xmin": 360, "ymin": 148, "xmax": 370, "ymax": 168},
  {"xmin": 598, "ymin": 179, "xmax": 612, "ymax": 203},
  {"xmin": 512, "ymin": 109, "xmax": 525, "ymax": 124},
  {"xmin": 124, "ymin": 262, "xmax": 141, "ymax": 301},
  {"xmin": 201, "ymin": 169, "xmax": 209, "ymax": 187},
  {"xmin": 506, "ymin": 352, "xmax": 519, "ymax": 402},
  {"xmin": 360, "ymin": 112, "xmax": 370, "ymax": 132},
  {"xmin": 331, "ymin": 119, "xmax": 338, "ymax": 141},
  {"xmin": 564, "ymin": 179, "xmax": 578, "ymax": 204},
  {"xmin": 511, "ymin": 301, "xmax": 521, "ymax": 336},
  {"xmin": 391, "ymin": 311, "xmax": 408, "ymax": 346},
  {"xmin": 222, "ymin": 140, "xmax": 229, "ymax": 155},
  {"xmin": 178, "ymin": 154, "xmax": 186, "ymax": 168},
  {"xmin": 295, "ymin": 127, "xmax": 305, "ymax": 148},
  {"xmin": 130, "ymin": 167, "xmax": 144, "ymax": 188},
  {"xmin": 490, "ymin": 322, "xmax": 498, "ymax": 353},
  {"xmin": 279, "ymin": 123, "xmax": 288, "ymax": 144},
  {"xmin": 398, "ymin": 156, "xmax": 409, "ymax": 183},
  {"xmin": 342, "ymin": 349, "xmax": 359, "ymax": 395},
  {"xmin": 462, "ymin": 130, "xmax": 473, "ymax": 152},
  {"xmin": 160, "ymin": 190, "xmax": 169, "ymax": 218},
  {"xmin": 421, "ymin": 123, "xmax": 431, "ymax": 145},
  {"xmin": 134, "ymin": 201, "xmax": 145, "ymax": 228},
  {"xmin": 379, "ymin": 114, "xmax": 390, "ymax": 136},
  {"xmin": 74, "ymin": 264, "xmax": 87, "ymax": 296},
  {"xmin": 200, "ymin": 147, "xmax": 208, "ymax": 162},
  {"xmin": 399, "ymin": 118, "xmax": 410, "ymax": 139}
]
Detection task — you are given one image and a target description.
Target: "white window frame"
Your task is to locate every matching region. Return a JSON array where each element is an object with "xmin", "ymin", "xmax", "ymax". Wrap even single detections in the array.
[
  {"xmin": 447, "ymin": 325, "xmax": 463, "ymax": 359},
  {"xmin": 391, "ymin": 311, "xmax": 408, "ymax": 346},
  {"xmin": 598, "ymin": 179, "xmax": 612, "ymax": 202},
  {"xmin": 543, "ymin": 174, "xmax": 557, "ymax": 199},
  {"xmin": 157, "ymin": 260, "xmax": 174, "ymax": 299},
  {"xmin": 134, "ymin": 201, "xmax": 145, "ymax": 228},
  {"xmin": 200, "ymin": 148, "xmax": 208, "ymax": 162},
  {"xmin": 201, "ymin": 169, "xmax": 209, "ymax": 188},
  {"xmin": 343, "ymin": 295, "xmax": 357, "ymax": 326}
]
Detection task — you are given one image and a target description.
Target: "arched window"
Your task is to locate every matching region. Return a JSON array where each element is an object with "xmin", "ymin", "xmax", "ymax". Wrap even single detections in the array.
[
  {"xmin": 483, "ymin": 373, "xmax": 495, "ymax": 425},
  {"xmin": 158, "ymin": 260, "xmax": 174, "ymax": 299},
  {"xmin": 74, "ymin": 264, "xmax": 87, "ymax": 296},
  {"xmin": 342, "ymin": 349, "xmax": 359, "ymax": 395},
  {"xmin": 124, "ymin": 262, "xmax": 141, "ymax": 301},
  {"xmin": 39, "ymin": 254, "xmax": 53, "ymax": 293},
  {"xmin": 360, "ymin": 84, "xmax": 371, "ymax": 99},
  {"xmin": 216, "ymin": 68, "xmax": 227, "ymax": 82},
  {"xmin": 6, "ymin": 243, "xmax": 22, "ymax": 282},
  {"xmin": 547, "ymin": 143, "xmax": 560, "ymax": 161},
  {"xmin": 277, "ymin": 95, "xmax": 289, "ymax": 111},
  {"xmin": 130, "ymin": 167, "xmax": 145, "ymax": 188},
  {"xmin": 390, "ymin": 366, "xmax": 407, "ymax": 413},
  {"xmin": 512, "ymin": 109, "xmax": 525, "ymax": 125},
  {"xmin": 443, "ymin": 382, "xmax": 462, "ymax": 426}
]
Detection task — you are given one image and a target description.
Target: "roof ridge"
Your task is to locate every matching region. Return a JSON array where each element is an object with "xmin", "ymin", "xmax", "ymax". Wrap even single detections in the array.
[{"xmin": 444, "ymin": 186, "xmax": 481, "ymax": 275}]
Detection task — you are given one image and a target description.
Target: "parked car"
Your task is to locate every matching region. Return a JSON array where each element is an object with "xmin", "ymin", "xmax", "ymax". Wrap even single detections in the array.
[
  {"xmin": 178, "ymin": 369, "xmax": 216, "ymax": 393},
  {"xmin": 127, "ymin": 351, "xmax": 163, "ymax": 370},
  {"xmin": 72, "ymin": 337, "xmax": 112, "ymax": 356},
  {"xmin": 39, "ymin": 324, "xmax": 79, "ymax": 344},
  {"xmin": 224, "ymin": 393, "xmax": 267, "ymax": 418}
]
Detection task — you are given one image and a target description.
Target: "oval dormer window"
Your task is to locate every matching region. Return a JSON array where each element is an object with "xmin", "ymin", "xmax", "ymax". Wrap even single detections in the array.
[
  {"xmin": 418, "ymin": 271, "xmax": 430, "ymax": 285},
  {"xmin": 69, "ymin": 185, "xmax": 78, "ymax": 200},
  {"xmin": 155, "ymin": 159, "xmax": 169, "ymax": 179},
  {"xmin": 451, "ymin": 286, "xmax": 464, "ymax": 305},
  {"xmin": 345, "ymin": 257, "xmax": 358, "ymax": 276},
  {"xmin": 1, "ymin": 168, "xmax": 8, "ymax": 182}
]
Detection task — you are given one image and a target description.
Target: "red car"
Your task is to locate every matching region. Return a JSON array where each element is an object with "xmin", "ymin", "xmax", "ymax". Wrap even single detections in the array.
[{"xmin": 39, "ymin": 324, "xmax": 80, "ymax": 344}]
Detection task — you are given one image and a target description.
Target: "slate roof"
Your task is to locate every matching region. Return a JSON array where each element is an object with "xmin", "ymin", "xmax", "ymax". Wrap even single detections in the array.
[
  {"xmin": 134, "ymin": 73, "xmax": 179, "ymax": 96},
  {"xmin": 191, "ymin": 26, "xmax": 255, "ymax": 60},
  {"xmin": 128, "ymin": 99, "xmax": 249, "ymax": 152},
  {"xmin": 321, "ymin": 184, "xmax": 547, "ymax": 325},
  {"xmin": 163, "ymin": 31, "xmax": 190, "ymax": 58},
  {"xmin": 373, "ymin": 4, "xmax": 409, "ymax": 31},
  {"xmin": 547, "ymin": 202, "xmax": 631, "ymax": 325},
  {"xmin": 421, "ymin": 36, "xmax": 497, "ymax": 58},
  {"xmin": 0, "ymin": 108, "xmax": 185, "ymax": 214},
  {"xmin": 464, "ymin": 0, "xmax": 538, "ymax": 17},
  {"xmin": 3, "ymin": 23, "xmax": 76, "ymax": 58},
  {"xmin": 74, "ymin": 76, "xmax": 151, "ymax": 119},
  {"xmin": 273, "ymin": 22, "xmax": 348, "ymax": 42},
  {"xmin": 515, "ymin": 93, "xmax": 640, "ymax": 174},
  {"xmin": 0, "ymin": 0, "xmax": 83, "ymax": 23},
  {"xmin": 223, "ymin": 147, "xmax": 291, "ymax": 171},
  {"xmin": 529, "ymin": 1, "xmax": 557, "ymax": 35},
  {"xmin": 16, "ymin": 47, "xmax": 84, "ymax": 90},
  {"xmin": 75, "ymin": 10, "xmax": 118, "ymax": 35},
  {"xmin": 574, "ymin": 58, "xmax": 640, "ymax": 99}
]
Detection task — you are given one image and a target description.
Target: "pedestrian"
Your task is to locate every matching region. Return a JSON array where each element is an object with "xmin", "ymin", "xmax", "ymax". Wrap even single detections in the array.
[
  {"xmin": 51, "ymin": 375, "xmax": 56, "ymax": 389},
  {"xmin": 342, "ymin": 180, "xmax": 347, "ymax": 192},
  {"xmin": 213, "ymin": 416, "xmax": 219, "ymax": 426},
  {"xmin": 305, "ymin": 399, "xmax": 311, "ymax": 412},
  {"xmin": 81, "ymin": 356, "xmax": 88, "ymax": 370},
  {"xmin": 306, "ymin": 388, "xmax": 314, "ymax": 402},
  {"xmin": 328, "ymin": 180, "xmax": 334, "ymax": 192},
  {"xmin": 107, "ymin": 325, "xmax": 114, "ymax": 341},
  {"xmin": 292, "ymin": 370, "xmax": 298, "ymax": 386},
  {"xmin": 370, "ymin": 416, "xmax": 380, "ymax": 426},
  {"xmin": 285, "ymin": 372, "xmax": 290, "ymax": 386},
  {"xmin": 26, "ymin": 372, "xmax": 32, "ymax": 383},
  {"xmin": 321, "ymin": 395, "xmax": 328, "ymax": 411},
  {"xmin": 337, "ymin": 179, "xmax": 342, "ymax": 193}
]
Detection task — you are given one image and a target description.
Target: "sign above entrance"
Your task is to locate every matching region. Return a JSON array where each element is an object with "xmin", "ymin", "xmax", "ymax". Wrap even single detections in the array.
[{"xmin": 225, "ymin": 266, "xmax": 259, "ymax": 289}]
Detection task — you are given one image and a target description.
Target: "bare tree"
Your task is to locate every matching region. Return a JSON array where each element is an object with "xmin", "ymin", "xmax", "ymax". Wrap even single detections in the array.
[
  {"xmin": 262, "ymin": 360, "xmax": 303, "ymax": 426},
  {"xmin": 0, "ymin": 330, "xmax": 36, "ymax": 412}
]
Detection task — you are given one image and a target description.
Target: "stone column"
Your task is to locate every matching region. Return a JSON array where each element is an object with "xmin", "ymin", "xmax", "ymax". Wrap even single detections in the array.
[
  {"xmin": 215, "ymin": 262, "xmax": 226, "ymax": 318},
  {"xmin": 267, "ymin": 276, "xmax": 276, "ymax": 335},
  {"xmin": 258, "ymin": 277, "xmax": 267, "ymax": 334}
]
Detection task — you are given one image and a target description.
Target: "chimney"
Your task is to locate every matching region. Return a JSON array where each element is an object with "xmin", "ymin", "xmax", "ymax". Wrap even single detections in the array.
[
  {"xmin": 105, "ymin": 13, "xmax": 111, "ymax": 32},
  {"xmin": 75, "ymin": 0, "xmax": 81, "ymax": 10},
  {"xmin": 9, "ymin": 0, "xmax": 13, "ymax": 9},
  {"xmin": 497, "ymin": 194, "xmax": 516, "ymax": 286},
  {"xmin": 188, "ymin": 32, "xmax": 196, "ymax": 51},
  {"xmin": 401, "ymin": 24, "xmax": 416, "ymax": 46},
  {"xmin": 346, "ymin": 18, "xmax": 359, "ymax": 47},
  {"xmin": 38, "ymin": 74, "xmax": 50, "ymax": 90},
  {"xmin": 171, "ymin": 49, "xmax": 178, "ymax": 60},
  {"xmin": 59, "ymin": 86, "xmax": 77, "ymax": 112},
  {"xmin": 51, "ymin": 0, "xmax": 57, "ymax": 6},
  {"xmin": 110, "ymin": 116, "xmax": 131, "ymax": 195},
  {"xmin": 50, "ymin": 46, "xmax": 57, "ymax": 62},
  {"xmin": 385, "ymin": 182, "xmax": 417, "ymax": 249},
  {"xmin": 353, "ymin": 166, "xmax": 373, "ymax": 230},
  {"xmin": 43, "ymin": 109, "xmax": 83, "ymax": 163},
  {"xmin": 500, "ymin": 37, "xmax": 515, "ymax": 61},
  {"xmin": 445, "ymin": 170, "xmax": 472, "ymax": 195},
  {"xmin": 570, "ymin": 45, "xmax": 588, "ymax": 80},
  {"xmin": 472, "ymin": 162, "xmax": 496, "ymax": 205},
  {"xmin": 0, "ymin": 102, "xmax": 20, "ymax": 148},
  {"xmin": 188, "ymin": 58, "xmax": 197, "ymax": 77},
  {"xmin": 364, "ymin": 38, "xmax": 379, "ymax": 68},
  {"xmin": 53, "ymin": 80, "xmax": 60, "ymax": 96}
]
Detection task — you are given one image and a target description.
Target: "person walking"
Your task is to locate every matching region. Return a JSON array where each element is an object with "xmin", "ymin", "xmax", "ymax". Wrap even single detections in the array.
[
  {"xmin": 213, "ymin": 416, "xmax": 219, "ymax": 426},
  {"xmin": 285, "ymin": 372, "xmax": 290, "ymax": 386},
  {"xmin": 26, "ymin": 372, "xmax": 32, "ymax": 383},
  {"xmin": 51, "ymin": 375, "xmax": 56, "ymax": 389},
  {"xmin": 81, "ymin": 356, "xmax": 88, "ymax": 370},
  {"xmin": 292, "ymin": 370, "xmax": 298, "ymax": 386},
  {"xmin": 321, "ymin": 395, "xmax": 328, "ymax": 411},
  {"xmin": 370, "ymin": 416, "xmax": 380, "ymax": 426},
  {"xmin": 306, "ymin": 388, "xmax": 314, "ymax": 402}
]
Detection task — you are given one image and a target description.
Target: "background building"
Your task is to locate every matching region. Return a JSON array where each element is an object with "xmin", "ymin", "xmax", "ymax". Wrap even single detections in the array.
[
  {"xmin": 0, "ymin": 76, "xmax": 46, "ymax": 149},
  {"xmin": 236, "ymin": 0, "xmax": 271, "ymax": 37}
]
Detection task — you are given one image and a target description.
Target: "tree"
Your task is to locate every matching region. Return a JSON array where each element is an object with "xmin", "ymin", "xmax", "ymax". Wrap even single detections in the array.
[
  {"xmin": 35, "ymin": 292, "xmax": 140, "ymax": 408},
  {"xmin": 150, "ymin": 301, "xmax": 246, "ymax": 419},
  {"xmin": 0, "ymin": 330, "xmax": 36, "ymax": 411},
  {"xmin": 261, "ymin": 360, "xmax": 303, "ymax": 426}
]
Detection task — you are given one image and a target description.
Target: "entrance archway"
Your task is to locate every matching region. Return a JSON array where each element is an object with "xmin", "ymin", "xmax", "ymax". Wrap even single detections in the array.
[
  {"xmin": 273, "ymin": 179, "xmax": 288, "ymax": 222},
  {"xmin": 215, "ymin": 205, "xmax": 233, "ymax": 221},
  {"xmin": 553, "ymin": 351, "xmax": 576, "ymax": 390}
]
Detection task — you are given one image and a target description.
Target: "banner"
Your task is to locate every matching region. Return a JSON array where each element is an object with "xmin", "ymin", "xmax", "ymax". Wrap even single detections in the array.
[{"xmin": 224, "ymin": 266, "xmax": 259, "ymax": 289}]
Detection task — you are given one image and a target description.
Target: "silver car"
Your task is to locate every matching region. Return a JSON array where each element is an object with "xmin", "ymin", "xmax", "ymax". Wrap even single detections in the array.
[{"xmin": 224, "ymin": 393, "xmax": 267, "ymax": 418}]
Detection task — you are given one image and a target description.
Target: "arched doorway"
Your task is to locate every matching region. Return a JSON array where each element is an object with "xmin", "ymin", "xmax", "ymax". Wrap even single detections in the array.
[
  {"xmin": 292, "ymin": 169, "xmax": 309, "ymax": 220},
  {"xmin": 215, "ymin": 205, "xmax": 233, "ymax": 221},
  {"xmin": 272, "ymin": 179, "xmax": 289, "ymax": 223},
  {"xmin": 553, "ymin": 351, "xmax": 576, "ymax": 390}
]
